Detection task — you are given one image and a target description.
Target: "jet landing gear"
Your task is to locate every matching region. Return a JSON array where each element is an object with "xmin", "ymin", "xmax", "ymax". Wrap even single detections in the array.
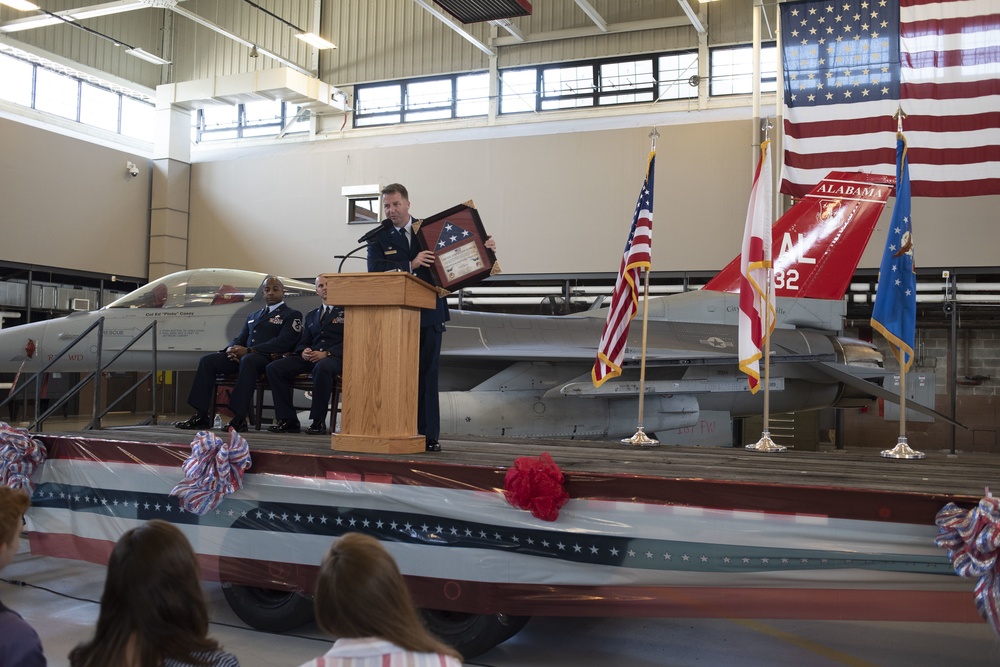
[
  {"xmin": 420, "ymin": 609, "xmax": 530, "ymax": 659},
  {"xmin": 220, "ymin": 586, "xmax": 529, "ymax": 659},
  {"xmin": 221, "ymin": 583, "xmax": 314, "ymax": 632}
]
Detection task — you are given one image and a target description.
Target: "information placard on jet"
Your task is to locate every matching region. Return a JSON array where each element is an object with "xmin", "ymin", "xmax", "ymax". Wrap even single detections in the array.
[{"xmin": 415, "ymin": 201, "xmax": 500, "ymax": 292}]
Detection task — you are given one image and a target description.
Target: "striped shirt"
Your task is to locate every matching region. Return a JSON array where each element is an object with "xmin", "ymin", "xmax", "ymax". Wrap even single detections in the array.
[
  {"xmin": 297, "ymin": 638, "xmax": 461, "ymax": 667},
  {"xmin": 164, "ymin": 649, "xmax": 240, "ymax": 667}
]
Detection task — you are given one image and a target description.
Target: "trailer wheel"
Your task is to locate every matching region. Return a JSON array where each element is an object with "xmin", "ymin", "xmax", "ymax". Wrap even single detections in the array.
[
  {"xmin": 420, "ymin": 609, "xmax": 529, "ymax": 659},
  {"xmin": 221, "ymin": 583, "xmax": 314, "ymax": 632}
]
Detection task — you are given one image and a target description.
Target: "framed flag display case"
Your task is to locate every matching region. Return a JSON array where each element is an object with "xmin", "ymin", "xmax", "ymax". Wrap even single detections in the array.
[{"xmin": 414, "ymin": 201, "xmax": 499, "ymax": 291}]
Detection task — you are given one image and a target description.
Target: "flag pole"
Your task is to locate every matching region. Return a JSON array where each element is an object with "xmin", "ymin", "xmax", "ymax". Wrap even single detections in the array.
[
  {"xmin": 745, "ymin": 121, "xmax": 785, "ymax": 453},
  {"xmin": 880, "ymin": 106, "xmax": 924, "ymax": 460},
  {"xmin": 623, "ymin": 128, "xmax": 660, "ymax": 447}
]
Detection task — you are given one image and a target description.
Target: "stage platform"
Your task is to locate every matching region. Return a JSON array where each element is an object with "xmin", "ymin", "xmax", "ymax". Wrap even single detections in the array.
[{"xmin": 34, "ymin": 422, "xmax": 993, "ymax": 501}]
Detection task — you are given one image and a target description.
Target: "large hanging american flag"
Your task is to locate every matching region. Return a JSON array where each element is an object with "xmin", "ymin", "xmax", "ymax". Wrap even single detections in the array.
[
  {"xmin": 780, "ymin": 0, "xmax": 1000, "ymax": 198},
  {"xmin": 592, "ymin": 152, "xmax": 654, "ymax": 388}
]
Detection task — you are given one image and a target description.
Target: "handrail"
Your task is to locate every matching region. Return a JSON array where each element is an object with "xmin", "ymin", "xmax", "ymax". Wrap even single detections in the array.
[
  {"xmin": 0, "ymin": 317, "xmax": 160, "ymax": 431},
  {"xmin": 0, "ymin": 317, "xmax": 105, "ymax": 430},
  {"xmin": 84, "ymin": 320, "xmax": 158, "ymax": 429}
]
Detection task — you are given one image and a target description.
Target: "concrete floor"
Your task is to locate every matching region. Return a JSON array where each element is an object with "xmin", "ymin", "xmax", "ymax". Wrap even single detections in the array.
[{"xmin": 3, "ymin": 536, "xmax": 999, "ymax": 667}]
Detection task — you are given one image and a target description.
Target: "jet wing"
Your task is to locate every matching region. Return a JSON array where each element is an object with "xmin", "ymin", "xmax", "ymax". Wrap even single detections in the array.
[{"xmin": 815, "ymin": 362, "xmax": 965, "ymax": 428}]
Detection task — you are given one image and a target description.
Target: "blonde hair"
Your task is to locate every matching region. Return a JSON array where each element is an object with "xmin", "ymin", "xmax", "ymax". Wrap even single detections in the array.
[
  {"xmin": 0, "ymin": 485, "xmax": 29, "ymax": 547},
  {"xmin": 314, "ymin": 533, "xmax": 461, "ymax": 660}
]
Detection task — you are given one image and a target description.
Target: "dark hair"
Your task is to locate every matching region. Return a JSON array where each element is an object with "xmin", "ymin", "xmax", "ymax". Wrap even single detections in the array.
[
  {"xmin": 69, "ymin": 520, "xmax": 222, "ymax": 667},
  {"xmin": 314, "ymin": 533, "xmax": 461, "ymax": 660},
  {"xmin": 0, "ymin": 485, "xmax": 29, "ymax": 548},
  {"xmin": 381, "ymin": 183, "xmax": 409, "ymax": 200}
]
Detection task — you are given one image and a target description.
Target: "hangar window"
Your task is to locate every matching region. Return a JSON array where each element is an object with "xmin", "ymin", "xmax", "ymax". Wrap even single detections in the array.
[
  {"xmin": 0, "ymin": 52, "xmax": 33, "ymax": 106},
  {"xmin": 0, "ymin": 49, "xmax": 153, "ymax": 140},
  {"xmin": 353, "ymin": 72, "xmax": 489, "ymax": 128},
  {"xmin": 193, "ymin": 101, "xmax": 309, "ymax": 143},
  {"xmin": 710, "ymin": 44, "xmax": 777, "ymax": 96},
  {"xmin": 500, "ymin": 51, "xmax": 696, "ymax": 114},
  {"xmin": 658, "ymin": 51, "xmax": 699, "ymax": 100}
]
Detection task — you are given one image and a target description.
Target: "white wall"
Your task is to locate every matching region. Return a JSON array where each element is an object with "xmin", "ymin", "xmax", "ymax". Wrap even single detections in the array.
[
  {"xmin": 188, "ymin": 117, "xmax": 1000, "ymax": 280},
  {"xmin": 0, "ymin": 117, "xmax": 150, "ymax": 279}
]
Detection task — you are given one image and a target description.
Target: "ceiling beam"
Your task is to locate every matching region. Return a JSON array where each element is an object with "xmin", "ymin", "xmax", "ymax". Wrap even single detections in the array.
[
  {"xmin": 676, "ymin": 0, "xmax": 706, "ymax": 35},
  {"xmin": 170, "ymin": 5, "xmax": 311, "ymax": 77},
  {"xmin": 573, "ymin": 0, "xmax": 608, "ymax": 32},
  {"xmin": 410, "ymin": 0, "xmax": 495, "ymax": 57},
  {"xmin": 494, "ymin": 16, "xmax": 692, "ymax": 47},
  {"xmin": 489, "ymin": 18, "xmax": 524, "ymax": 42}
]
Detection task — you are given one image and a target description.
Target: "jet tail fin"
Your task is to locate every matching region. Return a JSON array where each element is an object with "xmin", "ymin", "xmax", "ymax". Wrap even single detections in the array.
[{"xmin": 702, "ymin": 171, "xmax": 896, "ymax": 300}]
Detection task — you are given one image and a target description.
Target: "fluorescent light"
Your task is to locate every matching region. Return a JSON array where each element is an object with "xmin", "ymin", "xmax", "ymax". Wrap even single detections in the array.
[
  {"xmin": 0, "ymin": 0, "xmax": 40, "ymax": 10},
  {"xmin": 295, "ymin": 32, "xmax": 336, "ymax": 49},
  {"xmin": 125, "ymin": 47, "xmax": 171, "ymax": 65}
]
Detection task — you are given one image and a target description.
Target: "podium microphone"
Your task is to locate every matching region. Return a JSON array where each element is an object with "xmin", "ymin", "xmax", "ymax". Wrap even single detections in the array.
[
  {"xmin": 357, "ymin": 220, "xmax": 391, "ymax": 244},
  {"xmin": 335, "ymin": 251, "xmax": 405, "ymax": 274}
]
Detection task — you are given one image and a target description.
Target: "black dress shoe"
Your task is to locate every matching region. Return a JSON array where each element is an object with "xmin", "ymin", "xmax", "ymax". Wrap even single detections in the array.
[
  {"xmin": 306, "ymin": 420, "xmax": 328, "ymax": 435},
  {"xmin": 268, "ymin": 419, "xmax": 301, "ymax": 434},
  {"xmin": 226, "ymin": 417, "xmax": 248, "ymax": 433},
  {"xmin": 176, "ymin": 414, "xmax": 211, "ymax": 430},
  {"xmin": 425, "ymin": 439, "xmax": 441, "ymax": 452}
]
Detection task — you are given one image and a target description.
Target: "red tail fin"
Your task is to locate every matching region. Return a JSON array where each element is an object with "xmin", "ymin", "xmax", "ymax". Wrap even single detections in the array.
[{"xmin": 703, "ymin": 171, "xmax": 895, "ymax": 300}]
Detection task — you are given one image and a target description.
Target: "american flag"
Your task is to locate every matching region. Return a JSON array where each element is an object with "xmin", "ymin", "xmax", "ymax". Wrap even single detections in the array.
[
  {"xmin": 780, "ymin": 0, "xmax": 1000, "ymax": 198},
  {"xmin": 871, "ymin": 133, "xmax": 917, "ymax": 371},
  {"xmin": 738, "ymin": 141, "xmax": 776, "ymax": 394},
  {"xmin": 592, "ymin": 153, "xmax": 654, "ymax": 388}
]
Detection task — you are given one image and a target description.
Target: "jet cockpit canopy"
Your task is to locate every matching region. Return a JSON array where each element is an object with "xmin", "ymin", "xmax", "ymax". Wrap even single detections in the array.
[{"xmin": 105, "ymin": 269, "xmax": 316, "ymax": 310}]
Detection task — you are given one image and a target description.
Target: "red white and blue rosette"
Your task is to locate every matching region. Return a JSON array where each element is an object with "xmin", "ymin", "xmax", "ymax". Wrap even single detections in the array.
[
  {"xmin": 170, "ymin": 428, "xmax": 252, "ymax": 515},
  {"xmin": 935, "ymin": 488, "xmax": 1000, "ymax": 635},
  {"xmin": 0, "ymin": 421, "xmax": 47, "ymax": 492}
]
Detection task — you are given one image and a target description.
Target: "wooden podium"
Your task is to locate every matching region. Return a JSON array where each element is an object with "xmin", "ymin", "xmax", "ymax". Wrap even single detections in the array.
[{"xmin": 321, "ymin": 272, "xmax": 438, "ymax": 454}]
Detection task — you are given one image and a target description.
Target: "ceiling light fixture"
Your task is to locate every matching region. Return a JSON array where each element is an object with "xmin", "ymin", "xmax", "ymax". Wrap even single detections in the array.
[
  {"xmin": 0, "ymin": 0, "xmax": 40, "ymax": 10},
  {"xmin": 125, "ymin": 47, "xmax": 171, "ymax": 65},
  {"xmin": 240, "ymin": 0, "xmax": 336, "ymax": 49},
  {"xmin": 294, "ymin": 32, "xmax": 336, "ymax": 50},
  {"xmin": 249, "ymin": 44, "xmax": 259, "ymax": 58}
]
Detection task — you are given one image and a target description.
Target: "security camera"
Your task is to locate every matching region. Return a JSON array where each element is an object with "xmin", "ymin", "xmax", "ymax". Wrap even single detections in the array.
[{"xmin": 126, "ymin": 161, "xmax": 139, "ymax": 178}]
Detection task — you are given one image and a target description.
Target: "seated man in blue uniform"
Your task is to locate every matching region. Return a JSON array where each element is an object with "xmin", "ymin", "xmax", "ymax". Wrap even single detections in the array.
[
  {"xmin": 177, "ymin": 275, "xmax": 303, "ymax": 432},
  {"xmin": 265, "ymin": 275, "xmax": 345, "ymax": 435}
]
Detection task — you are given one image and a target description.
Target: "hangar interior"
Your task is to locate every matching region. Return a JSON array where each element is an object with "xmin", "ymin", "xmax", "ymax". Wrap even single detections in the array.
[{"xmin": 0, "ymin": 0, "xmax": 998, "ymax": 452}]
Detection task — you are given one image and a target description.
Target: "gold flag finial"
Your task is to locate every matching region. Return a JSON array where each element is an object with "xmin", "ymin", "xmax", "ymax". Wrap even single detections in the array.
[{"xmin": 893, "ymin": 106, "xmax": 907, "ymax": 133}]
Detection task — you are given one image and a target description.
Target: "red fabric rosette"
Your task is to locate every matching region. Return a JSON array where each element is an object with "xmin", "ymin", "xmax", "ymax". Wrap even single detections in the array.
[{"xmin": 502, "ymin": 452, "xmax": 569, "ymax": 522}]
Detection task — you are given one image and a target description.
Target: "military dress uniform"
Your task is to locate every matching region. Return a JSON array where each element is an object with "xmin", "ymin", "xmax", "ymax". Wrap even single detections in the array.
[
  {"xmin": 179, "ymin": 302, "xmax": 302, "ymax": 431},
  {"xmin": 367, "ymin": 217, "xmax": 448, "ymax": 450},
  {"xmin": 265, "ymin": 303, "xmax": 345, "ymax": 434}
]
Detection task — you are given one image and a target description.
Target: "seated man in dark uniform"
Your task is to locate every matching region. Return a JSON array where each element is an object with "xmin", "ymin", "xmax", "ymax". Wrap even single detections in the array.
[
  {"xmin": 177, "ymin": 275, "xmax": 303, "ymax": 432},
  {"xmin": 265, "ymin": 275, "xmax": 345, "ymax": 435}
]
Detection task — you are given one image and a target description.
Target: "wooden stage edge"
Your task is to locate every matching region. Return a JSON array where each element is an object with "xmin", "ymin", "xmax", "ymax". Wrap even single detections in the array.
[{"xmin": 33, "ymin": 424, "xmax": 997, "ymax": 500}]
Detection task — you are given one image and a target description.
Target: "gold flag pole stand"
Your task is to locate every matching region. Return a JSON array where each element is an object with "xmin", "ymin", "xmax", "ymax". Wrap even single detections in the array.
[
  {"xmin": 746, "ymin": 275, "xmax": 785, "ymax": 452},
  {"xmin": 881, "ymin": 361, "xmax": 925, "ymax": 459},
  {"xmin": 624, "ymin": 128, "xmax": 660, "ymax": 448}
]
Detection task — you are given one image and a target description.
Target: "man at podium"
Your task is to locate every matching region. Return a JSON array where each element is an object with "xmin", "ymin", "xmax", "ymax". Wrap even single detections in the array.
[{"xmin": 367, "ymin": 183, "xmax": 448, "ymax": 452}]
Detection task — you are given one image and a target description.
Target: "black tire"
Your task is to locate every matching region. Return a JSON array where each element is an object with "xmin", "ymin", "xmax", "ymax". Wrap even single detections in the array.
[
  {"xmin": 419, "ymin": 609, "xmax": 530, "ymax": 659},
  {"xmin": 221, "ymin": 583, "xmax": 314, "ymax": 632}
]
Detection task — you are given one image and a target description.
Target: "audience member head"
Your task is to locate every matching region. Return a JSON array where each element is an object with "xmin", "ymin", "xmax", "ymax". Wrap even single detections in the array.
[
  {"xmin": 314, "ymin": 533, "xmax": 460, "ymax": 660},
  {"xmin": 69, "ymin": 519, "xmax": 221, "ymax": 667},
  {"xmin": 0, "ymin": 485, "xmax": 30, "ymax": 571}
]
